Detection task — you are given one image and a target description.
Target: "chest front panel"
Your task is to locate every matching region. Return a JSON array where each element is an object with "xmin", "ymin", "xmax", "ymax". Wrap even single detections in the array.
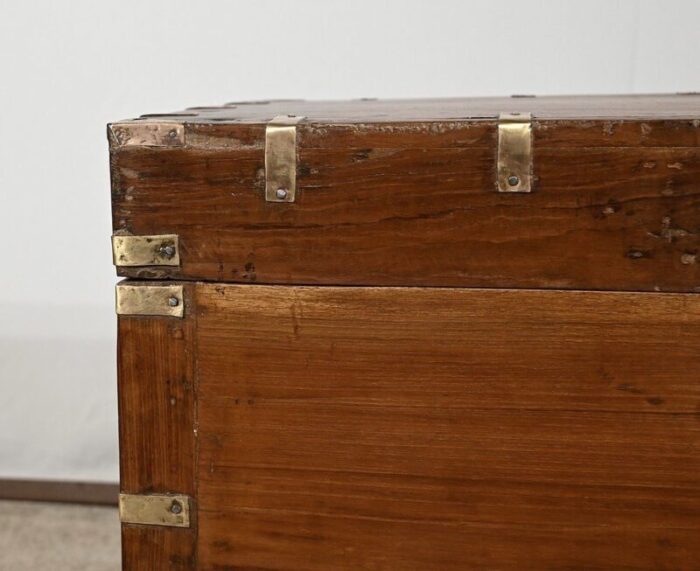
[{"xmin": 118, "ymin": 283, "xmax": 700, "ymax": 570}]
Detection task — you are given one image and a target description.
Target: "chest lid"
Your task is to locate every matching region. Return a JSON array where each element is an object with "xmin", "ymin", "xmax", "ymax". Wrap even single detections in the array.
[{"xmin": 109, "ymin": 94, "xmax": 700, "ymax": 292}]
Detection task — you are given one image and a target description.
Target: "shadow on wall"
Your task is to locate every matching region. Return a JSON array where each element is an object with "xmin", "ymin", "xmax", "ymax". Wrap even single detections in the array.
[{"xmin": 0, "ymin": 303, "xmax": 118, "ymax": 482}]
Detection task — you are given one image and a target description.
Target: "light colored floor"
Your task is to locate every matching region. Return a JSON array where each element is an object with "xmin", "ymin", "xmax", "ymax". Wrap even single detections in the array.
[{"xmin": 0, "ymin": 500, "xmax": 120, "ymax": 571}]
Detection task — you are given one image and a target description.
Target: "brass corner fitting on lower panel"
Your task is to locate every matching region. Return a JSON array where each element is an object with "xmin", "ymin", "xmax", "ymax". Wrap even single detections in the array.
[
  {"xmin": 497, "ymin": 112, "xmax": 533, "ymax": 193},
  {"xmin": 115, "ymin": 283, "xmax": 185, "ymax": 318},
  {"xmin": 119, "ymin": 494, "xmax": 191, "ymax": 528}
]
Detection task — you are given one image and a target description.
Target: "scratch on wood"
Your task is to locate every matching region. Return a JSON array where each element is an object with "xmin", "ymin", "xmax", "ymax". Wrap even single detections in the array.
[
  {"xmin": 648, "ymin": 217, "xmax": 693, "ymax": 243},
  {"xmin": 306, "ymin": 121, "xmax": 489, "ymax": 137},
  {"xmin": 603, "ymin": 121, "xmax": 617, "ymax": 136},
  {"xmin": 626, "ymin": 249, "xmax": 651, "ymax": 260}
]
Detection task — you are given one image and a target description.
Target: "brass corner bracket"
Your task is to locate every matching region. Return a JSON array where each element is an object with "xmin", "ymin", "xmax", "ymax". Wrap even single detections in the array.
[
  {"xmin": 108, "ymin": 122, "xmax": 185, "ymax": 148},
  {"xmin": 119, "ymin": 493, "xmax": 191, "ymax": 528},
  {"xmin": 265, "ymin": 115, "xmax": 305, "ymax": 203},
  {"xmin": 112, "ymin": 234, "xmax": 180, "ymax": 267},
  {"xmin": 497, "ymin": 112, "xmax": 533, "ymax": 193},
  {"xmin": 115, "ymin": 283, "xmax": 185, "ymax": 318}
]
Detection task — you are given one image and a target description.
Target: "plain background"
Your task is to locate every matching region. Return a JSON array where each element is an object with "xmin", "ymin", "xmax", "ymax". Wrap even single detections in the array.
[{"xmin": 1, "ymin": 0, "xmax": 699, "ymax": 483}]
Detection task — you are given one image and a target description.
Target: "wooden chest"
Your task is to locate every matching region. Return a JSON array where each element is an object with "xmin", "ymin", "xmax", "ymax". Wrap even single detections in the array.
[{"xmin": 109, "ymin": 95, "xmax": 700, "ymax": 570}]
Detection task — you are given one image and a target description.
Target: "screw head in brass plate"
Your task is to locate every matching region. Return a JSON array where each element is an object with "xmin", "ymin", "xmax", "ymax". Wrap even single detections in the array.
[{"xmin": 159, "ymin": 244, "xmax": 177, "ymax": 259}]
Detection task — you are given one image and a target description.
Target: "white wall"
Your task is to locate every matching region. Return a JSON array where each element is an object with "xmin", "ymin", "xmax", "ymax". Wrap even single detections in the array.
[{"xmin": 0, "ymin": 0, "xmax": 698, "ymax": 483}]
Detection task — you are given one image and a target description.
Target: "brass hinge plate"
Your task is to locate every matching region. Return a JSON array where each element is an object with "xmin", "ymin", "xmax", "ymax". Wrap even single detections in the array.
[
  {"xmin": 265, "ymin": 115, "xmax": 305, "ymax": 202},
  {"xmin": 119, "ymin": 494, "xmax": 191, "ymax": 528},
  {"xmin": 112, "ymin": 234, "xmax": 180, "ymax": 267},
  {"xmin": 497, "ymin": 112, "xmax": 533, "ymax": 193},
  {"xmin": 116, "ymin": 284, "xmax": 185, "ymax": 318}
]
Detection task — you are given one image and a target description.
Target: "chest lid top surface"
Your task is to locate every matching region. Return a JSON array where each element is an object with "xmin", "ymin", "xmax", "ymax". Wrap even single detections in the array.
[
  {"xmin": 126, "ymin": 94, "xmax": 700, "ymax": 122},
  {"xmin": 109, "ymin": 94, "xmax": 700, "ymax": 292}
]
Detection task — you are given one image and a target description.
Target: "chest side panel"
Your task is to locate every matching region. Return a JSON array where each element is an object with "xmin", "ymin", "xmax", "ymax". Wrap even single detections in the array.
[
  {"xmin": 194, "ymin": 284, "xmax": 700, "ymax": 570},
  {"xmin": 117, "ymin": 283, "xmax": 198, "ymax": 570}
]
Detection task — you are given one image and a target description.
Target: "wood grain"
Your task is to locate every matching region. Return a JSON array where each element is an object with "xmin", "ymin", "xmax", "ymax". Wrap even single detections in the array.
[
  {"xmin": 111, "ymin": 129, "xmax": 700, "ymax": 291},
  {"xmin": 121, "ymin": 526, "xmax": 196, "ymax": 571},
  {"xmin": 194, "ymin": 284, "xmax": 700, "ymax": 571},
  {"xmin": 117, "ymin": 282, "xmax": 197, "ymax": 569}
]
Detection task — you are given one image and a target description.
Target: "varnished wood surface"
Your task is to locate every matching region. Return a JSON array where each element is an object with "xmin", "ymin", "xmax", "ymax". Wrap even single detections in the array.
[
  {"xmin": 118, "ymin": 283, "xmax": 197, "ymax": 569},
  {"xmin": 126, "ymin": 94, "xmax": 700, "ymax": 123},
  {"xmin": 121, "ymin": 526, "xmax": 195, "ymax": 571},
  {"xmin": 193, "ymin": 284, "xmax": 700, "ymax": 570},
  {"xmin": 111, "ymin": 121, "xmax": 700, "ymax": 291}
]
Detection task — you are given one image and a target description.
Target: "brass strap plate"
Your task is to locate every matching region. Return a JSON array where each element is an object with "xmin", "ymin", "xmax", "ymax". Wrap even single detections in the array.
[
  {"xmin": 112, "ymin": 234, "xmax": 180, "ymax": 267},
  {"xmin": 119, "ymin": 494, "xmax": 191, "ymax": 528},
  {"xmin": 265, "ymin": 115, "xmax": 305, "ymax": 202},
  {"xmin": 115, "ymin": 284, "xmax": 185, "ymax": 318},
  {"xmin": 497, "ymin": 112, "xmax": 533, "ymax": 193}
]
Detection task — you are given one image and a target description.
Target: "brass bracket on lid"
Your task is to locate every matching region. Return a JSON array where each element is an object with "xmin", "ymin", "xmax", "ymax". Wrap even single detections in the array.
[
  {"xmin": 497, "ymin": 112, "xmax": 533, "ymax": 193},
  {"xmin": 111, "ymin": 234, "xmax": 180, "ymax": 267},
  {"xmin": 265, "ymin": 115, "xmax": 305, "ymax": 202},
  {"xmin": 108, "ymin": 122, "xmax": 185, "ymax": 148}
]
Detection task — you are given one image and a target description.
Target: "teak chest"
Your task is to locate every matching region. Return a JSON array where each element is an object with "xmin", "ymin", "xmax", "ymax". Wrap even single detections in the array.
[{"xmin": 109, "ymin": 95, "xmax": 700, "ymax": 570}]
